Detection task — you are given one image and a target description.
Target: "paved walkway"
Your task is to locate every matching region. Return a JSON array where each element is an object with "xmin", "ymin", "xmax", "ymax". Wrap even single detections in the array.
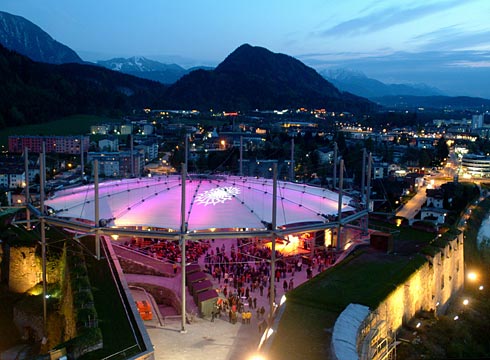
[{"xmin": 121, "ymin": 237, "xmax": 368, "ymax": 360}]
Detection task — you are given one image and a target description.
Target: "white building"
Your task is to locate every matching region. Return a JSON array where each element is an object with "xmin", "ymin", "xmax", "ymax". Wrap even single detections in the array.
[
  {"xmin": 0, "ymin": 169, "xmax": 26, "ymax": 189},
  {"xmin": 90, "ymin": 125, "xmax": 109, "ymax": 135},
  {"xmin": 99, "ymin": 138, "xmax": 119, "ymax": 152},
  {"xmin": 421, "ymin": 207, "xmax": 447, "ymax": 225},
  {"xmin": 142, "ymin": 124, "xmax": 154, "ymax": 135},
  {"xmin": 120, "ymin": 124, "xmax": 133, "ymax": 135},
  {"xmin": 471, "ymin": 114, "xmax": 483, "ymax": 130}
]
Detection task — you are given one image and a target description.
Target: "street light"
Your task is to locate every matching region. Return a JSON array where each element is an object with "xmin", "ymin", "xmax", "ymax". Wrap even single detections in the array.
[
  {"xmin": 248, "ymin": 355, "xmax": 267, "ymax": 360},
  {"xmin": 467, "ymin": 271, "xmax": 477, "ymax": 282}
]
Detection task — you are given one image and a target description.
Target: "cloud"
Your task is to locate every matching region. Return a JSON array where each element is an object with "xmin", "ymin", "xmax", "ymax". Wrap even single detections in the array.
[
  {"xmin": 413, "ymin": 26, "xmax": 490, "ymax": 51},
  {"xmin": 448, "ymin": 61, "xmax": 490, "ymax": 68},
  {"xmin": 316, "ymin": 0, "xmax": 463, "ymax": 37}
]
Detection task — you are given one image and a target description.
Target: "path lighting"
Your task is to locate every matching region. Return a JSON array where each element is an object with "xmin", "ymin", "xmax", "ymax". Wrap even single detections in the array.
[
  {"xmin": 416, "ymin": 322, "xmax": 421, "ymax": 328},
  {"xmin": 463, "ymin": 299, "xmax": 469, "ymax": 306},
  {"xmin": 280, "ymin": 294, "xmax": 287, "ymax": 306},
  {"xmin": 479, "ymin": 285, "xmax": 484, "ymax": 291},
  {"xmin": 248, "ymin": 355, "xmax": 267, "ymax": 360},
  {"xmin": 468, "ymin": 272, "xmax": 478, "ymax": 281},
  {"xmin": 454, "ymin": 315, "xmax": 459, "ymax": 321}
]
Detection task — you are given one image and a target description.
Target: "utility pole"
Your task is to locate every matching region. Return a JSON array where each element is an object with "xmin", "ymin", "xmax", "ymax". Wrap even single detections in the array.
[
  {"xmin": 40, "ymin": 143, "xmax": 47, "ymax": 343},
  {"xmin": 180, "ymin": 163, "xmax": 187, "ymax": 333},
  {"xmin": 130, "ymin": 134, "xmax": 134, "ymax": 177},
  {"xmin": 24, "ymin": 147, "xmax": 30, "ymax": 230},
  {"xmin": 94, "ymin": 160, "xmax": 100, "ymax": 260},
  {"xmin": 184, "ymin": 134, "xmax": 189, "ymax": 168},
  {"xmin": 333, "ymin": 142, "xmax": 338, "ymax": 189},
  {"xmin": 361, "ymin": 148, "xmax": 366, "ymax": 206},
  {"xmin": 239, "ymin": 136, "xmax": 243, "ymax": 176},
  {"xmin": 269, "ymin": 163, "xmax": 277, "ymax": 324},
  {"xmin": 80, "ymin": 136, "xmax": 84, "ymax": 183},
  {"xmin": 290, "ymin": 138, "xmax": 295, "ymax": 181},
  {"xmin": 337, "ymin": 159, "xmax": 344, "ymax": 250},
  {"xmin": 366, "ymin": 153, "xmax": 372, "ymax": 214}
]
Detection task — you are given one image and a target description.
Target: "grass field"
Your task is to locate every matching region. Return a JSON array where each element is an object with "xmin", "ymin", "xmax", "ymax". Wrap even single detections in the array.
[{"xmin": 0, "ymin": 115, "xmax": 120, "ymax": 147}]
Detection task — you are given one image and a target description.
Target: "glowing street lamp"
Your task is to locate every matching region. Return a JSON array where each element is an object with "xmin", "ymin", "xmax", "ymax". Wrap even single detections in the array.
[
  {"xmin": 248, "ymin": 355, "xmax": 266, "ymax": 360},
  {"xmin": 467, "ymin": 272, "xmax": 477, "ymax": 282},
  {"xmin": 463, "ymin": 299, "xmax": 469, "ymax": 306}
]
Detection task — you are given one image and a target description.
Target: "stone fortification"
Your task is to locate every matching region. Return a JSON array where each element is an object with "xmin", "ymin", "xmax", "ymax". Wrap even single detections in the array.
[{"xmin": 332, "ymin": 233, "xmax": 464, "ymax": 360}]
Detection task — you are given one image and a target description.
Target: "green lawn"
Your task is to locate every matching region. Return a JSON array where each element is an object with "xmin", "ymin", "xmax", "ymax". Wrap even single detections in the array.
[
  {"xmin": 288, "ymin": 249, "xmax": 426, "ymax": 312},
  {"xmin": 0, "ymin": 115, "xmax": 120, "ymax": 147}
]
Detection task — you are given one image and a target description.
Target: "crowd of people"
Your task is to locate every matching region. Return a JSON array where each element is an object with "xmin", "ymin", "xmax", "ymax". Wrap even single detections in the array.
[
  {"xmin": 120, "ymin": 234, "xmax": 339, "ymax": 328},
  {"xmin": 123, "ymin": 237, "xmax": 211, "ymax": 265}
]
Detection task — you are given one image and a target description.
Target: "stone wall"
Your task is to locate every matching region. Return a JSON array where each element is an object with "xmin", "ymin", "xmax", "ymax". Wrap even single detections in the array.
[
  {"xmin": 118, "ymin": 257, "xmax": 171, "ymax": 277},
  {"xmin": 129, "ymin": 282, "xmax": 181, "ymax": 312},
  {"xmin": 8, "ymin": 246, "xmax": 41, "ymax": 293},
  {"xmin": 332, "ymin": 233, "xmax": 465, "ymax": 360},
  {"xmin": 60, "ymin": 246, "xmax": 77, "ymax": 342},
  {"xmin": 8, "ymin": 245, "xmax": 62, "ymax": 293},
  {"xmin": 375, "ymin": 234, "xmax": 464, "ymax": 333}
]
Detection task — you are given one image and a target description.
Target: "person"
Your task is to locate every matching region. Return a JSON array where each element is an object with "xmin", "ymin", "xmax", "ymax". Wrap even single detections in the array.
[
  {"xmin": 260, "ymin": 306, "xmax": 265, "ymax": 319},
  {"xmin": 283, "ymin": 279, "xmax": 288, "ymax": 292},
  {"xmin": 173, "ymin": 263, "xmax": 178, "ymax": 274},
  {"xmin": 253, "ymin": 297, "xmax": 257, "ymax": 309},
  {"xmin": 289, "ymin": 278, "xmax": 294, "ymax": 291}
]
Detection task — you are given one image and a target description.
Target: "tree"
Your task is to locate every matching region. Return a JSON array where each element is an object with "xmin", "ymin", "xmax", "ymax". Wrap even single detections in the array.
[{"xmin": 435, "ymin": 137, "xmax": 449, "ymax": 162}]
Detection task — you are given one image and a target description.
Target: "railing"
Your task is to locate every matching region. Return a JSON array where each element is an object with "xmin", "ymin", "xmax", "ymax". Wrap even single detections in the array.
[{"xmin": 100, "ymin": 344, "xmax": 140, "ymax": 360}]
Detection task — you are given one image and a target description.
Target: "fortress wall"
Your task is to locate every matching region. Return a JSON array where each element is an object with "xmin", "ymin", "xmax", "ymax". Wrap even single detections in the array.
[
  {"xmin": 332, "ymin": 233, "xmax": 465, "ymax": 360},
  {"xmin": 376, "ymin": 233, "xmax": 464, "ymax": 334}
]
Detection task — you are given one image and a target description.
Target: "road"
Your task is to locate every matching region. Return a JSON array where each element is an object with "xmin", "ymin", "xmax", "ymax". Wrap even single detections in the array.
[{"xmin": 396, "ymin": 185, "xmax": 427, "ymax": 220}]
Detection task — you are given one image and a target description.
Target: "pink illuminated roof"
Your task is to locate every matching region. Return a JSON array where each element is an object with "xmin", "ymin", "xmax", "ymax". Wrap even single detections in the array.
[{"xmin": 45, "ymin": 175, "xmax": 355, "ymax": 232}]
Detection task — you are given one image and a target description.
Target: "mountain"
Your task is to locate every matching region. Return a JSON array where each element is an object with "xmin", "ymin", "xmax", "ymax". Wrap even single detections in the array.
[
  {"xmin": 0, "ymin": 11, "xmax": 82, "ymax": 64},
  {"xmin": 97, "ymin": 56, "xmax": 215, "ymax": 84},
  {"xmin": 162, "ymin": 44, "xmax": 375, "ymax": 112},
  {"xmin": 97, "ymin": 56, "xmax": 188, "ymax": 84},
  {"xmin": 0, "ymin": 44, "xmax": 166, "ymax": 129},
  {"xmin": 322, "ymin": 68, "xmax": 444, "ymax": 99}
]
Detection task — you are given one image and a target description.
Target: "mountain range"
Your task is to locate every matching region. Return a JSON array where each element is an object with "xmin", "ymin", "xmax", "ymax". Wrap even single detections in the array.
[
  {"xmin": 96, "ymin": 56, "xmax": 214, "ymax": 84},
  {"xmin": 0, "ymin": 40, "xmax": 377, "ymax": 129},
  {"xmin": 1, "ymin": 9, "xmax": 489, "ymax": 128},
  {"xmin": 0, "ymin": 44, "xmax": 166, "ymax": 128},
  {"xmin": 0, "ymin": 11, "xmax": 82, "ymax": 64},
  {"xmin": 322, "ymin": 68, "xmax": 445, "ymax": 99}
]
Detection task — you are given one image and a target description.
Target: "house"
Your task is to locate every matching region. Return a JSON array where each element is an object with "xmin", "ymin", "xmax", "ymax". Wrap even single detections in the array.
[
  {"xmin": 420, "ymin": 207, "xmax": 447, "ymax": 225},
  {"xmin": 426, "ymin": 189, "xmax": 444, "ymax": 208},
  {"xmin": 0, "ymin": 166, "xmax": 26, "ymax": 189},
  {"xmin": 99, "ymin": 137, "xmax": 119, "ymax": 152}
]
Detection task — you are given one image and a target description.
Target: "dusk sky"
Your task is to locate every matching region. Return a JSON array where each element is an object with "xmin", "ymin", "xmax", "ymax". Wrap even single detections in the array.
[{"xmin": 3, "ymin": 0, "xmax": 490, "ymax": 97}]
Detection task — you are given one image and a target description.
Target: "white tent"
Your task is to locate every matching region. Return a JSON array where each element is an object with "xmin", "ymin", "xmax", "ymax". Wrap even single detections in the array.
[{"xmin": 46, "ymin": 175, "xmax": 355, "ymax": 233}]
